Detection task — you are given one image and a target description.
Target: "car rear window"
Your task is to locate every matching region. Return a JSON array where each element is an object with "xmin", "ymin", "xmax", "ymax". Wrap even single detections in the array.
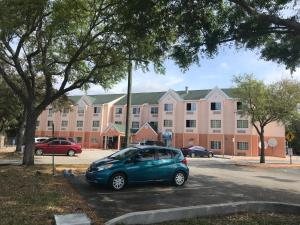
[{"xmin": 61, "ymin": 141, "xmax": 71, "ymax": 145}]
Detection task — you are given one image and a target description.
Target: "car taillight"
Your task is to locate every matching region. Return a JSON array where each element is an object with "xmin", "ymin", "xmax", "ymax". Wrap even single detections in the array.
[{"xmin": 181, "ymin": 157, "xmax": 188, "ymax": 165}]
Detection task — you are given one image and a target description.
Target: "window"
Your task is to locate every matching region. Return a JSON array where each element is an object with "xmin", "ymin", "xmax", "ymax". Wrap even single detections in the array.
[
  {"xmin": 164, "ymin": 103, "xmax": 173, "ymax": 112},
  {"xmin": 210, "ymin": 141, "xmax": 221, "ymax": 149},
  {"xmin": 132, "ymin": 121, "xmax": 139, "ymax": 129},
  {"xmin": 115, "ymin": 121, "xmax": 122, "ymax": 125},
  {"xmin": 136, "ymin": 148, "xmax": 155, "ymax": 161},
  {"xmin": 50, "ymin": 140, "xmax": 60, "ymax": 145},
  {"xmin": 132, "ymin": 107, "xmax": 140, "ymax": 115},
  {"xmin": 149, "ymin": 121, "xmax": 158, "ymax": 132},
  {"xmin": 237, "ymin": 142, "xmax": 249, "ymax": 150},
  {"xmin": 237, "ymin": 120, "xmax": 248, "ymax": 128},
  {"xmin": 36, "ymin": 121, "xmax": 40, "ymax": 127},
  {"xmin": 151, "ymin": 107, "xmax": 159, "ymax": 114},
  {"xmin": 211, "ymin": 120, "xmax": 221, "ymax": 128},
  {"xmin": 115, "ymin": 107, "xmax": 122, "ymax": 114},
  {"xmin": 211, "ymin": 102, "xmax": 221, "ymax": 110},
  {"xmin": 61, "ymin": 120, "xmax": 68, "ymax": 127},
  {"xmin": 157, "ymin": 149, "xmax": 172, "ymax": 159},
  {"xmin": 186, "ymin": 103, "xmax": 196, "ymax": 111},
  {"xmin": 91, "ymin": 137, "xmax": 99, "ymax": 144},
  {"xmin": 47, "ymin": 120, "xmax": 53, "ymax": 127},
  {"xmin": 94, "ymin": 106, "xmax": 101, "ymax": 113},
  {"xmin": 237, "ymin": 102, "xmax": 242, "ymax": 110},
  {"xmin": 63, "ymin": 108, "xmax": 69, "ymax": 114},
  {"xmin": 61, "ymin": 141, "xmax": 71, "ymax": 145},
  {"xmin": 75, "ymin": 137, "xmax": 82, "ymax": 143},
  {"xmin": 77, "ymin": 106, "xmax": 84, "ymax": 114},
  {"xmin": 76, "ymin": 120, "xmax": 83, "ymax": 127},
  {"xmin": 186, "ymin": 120, "xmax": 196, "ymax": 128},
  {"xmin": 92, "ymin": 121, "xmax": 100, "ymax": 127},
  {"xmin": 164, "ymin": 120, "xmax": 173, "ymax": 127},
  {"xmin": 48, "ymin": 108, "xmax": 53, "ymax": 116}
]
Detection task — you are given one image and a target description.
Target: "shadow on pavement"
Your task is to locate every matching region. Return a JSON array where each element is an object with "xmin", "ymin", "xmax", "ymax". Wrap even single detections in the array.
[{"xmin": 67, "ymin": 173, "xmax": 300, "ymax": 222}]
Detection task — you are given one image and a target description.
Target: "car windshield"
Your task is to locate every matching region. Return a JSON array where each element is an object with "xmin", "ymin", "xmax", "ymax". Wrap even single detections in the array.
[{"xmin": 108, "ymin": 147, "xmax": 138, "ymax": 160}]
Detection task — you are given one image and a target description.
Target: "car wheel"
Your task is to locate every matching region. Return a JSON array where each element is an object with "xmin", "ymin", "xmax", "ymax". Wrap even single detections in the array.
[
  {"xmin": 173, "ymin": 171, "xmax": 186, "ymax": 186},
  {"xmin": 191, "ymin": 152, "xmax": 196, "ymax": 158},
  {"xmin": 208, "ymin": 153, "xmax": 213, "ymax": 158},
  {"xmin": 35, "ymin": 149, "xmax": 43, "ymax": 156},
  {"xmin": 67, "ymin": 150, "xmax": 75, "ymax": 156},
  {"xmin": 109, "ymin": 173, "xmax": 126, "ymax": 191}
]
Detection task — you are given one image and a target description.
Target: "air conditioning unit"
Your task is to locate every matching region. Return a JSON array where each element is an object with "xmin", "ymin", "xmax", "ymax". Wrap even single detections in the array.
[
  {"xmin": 237, "ymin": 130, "xmax": 246, "ymax": 133},
  {"xmin": 213, "ymin": 130, "xmax": 221, "ymax": 133}
]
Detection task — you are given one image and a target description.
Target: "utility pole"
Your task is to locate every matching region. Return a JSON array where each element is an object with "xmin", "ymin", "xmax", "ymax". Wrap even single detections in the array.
[{"xmin": 125, "ymin": 48, "xmax": 132, "ymax": 148}]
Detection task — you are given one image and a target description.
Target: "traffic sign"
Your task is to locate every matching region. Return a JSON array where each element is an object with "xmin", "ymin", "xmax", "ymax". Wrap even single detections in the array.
[{"xmin": 286, "ymin": 132, "xmax": 295, "ymax": 142}]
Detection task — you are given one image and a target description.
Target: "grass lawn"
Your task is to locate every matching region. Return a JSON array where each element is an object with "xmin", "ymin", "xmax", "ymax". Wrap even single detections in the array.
[
  {"xmin": 153, "ymin": 213, "xmax": 300, "ymax": 225},
  {"xmin": 0, "ymin": 164, "xmax": 103, "ymax": 225}
]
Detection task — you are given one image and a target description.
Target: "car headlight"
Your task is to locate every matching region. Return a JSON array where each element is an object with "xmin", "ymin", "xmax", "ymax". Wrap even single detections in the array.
[{"xmin": 96, "ymin": 164, "xmax": 113, "ymax": 171}]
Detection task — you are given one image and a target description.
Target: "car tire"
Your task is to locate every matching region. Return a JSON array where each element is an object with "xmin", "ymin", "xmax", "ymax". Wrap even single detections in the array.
[
  {"xmin": 191, "ymin": 152, "xmax": 196, "ymax": 158},
  {"xmin": 109, "ymin": 173, "xmax": 126, "ymax": 191},
  {"xmin": 173, "ymin": 171, "xmax": 186, "ymax": 186},
  {"xmin": 67, "ymin": 150, "xmax": 75, "ymax": 156},
  {"xmin": 35, "ymin": 149, "xmax": 43, "ymax": 156},
  {"xmin": 208, "ymin": 153, "xmax": 213, "ymax": 158}
]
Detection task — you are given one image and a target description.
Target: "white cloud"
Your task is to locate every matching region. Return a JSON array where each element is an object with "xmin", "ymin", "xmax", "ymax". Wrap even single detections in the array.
[{"xmin": 220, "ymin": 62, "xmax": 229, "ymax": 69}]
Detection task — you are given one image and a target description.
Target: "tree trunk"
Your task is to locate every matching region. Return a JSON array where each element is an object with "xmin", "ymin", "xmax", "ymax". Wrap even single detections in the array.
[
  {"xmin": 22, "ymin": 106, "xmax": 37, "ymax": 166},
  {"xmin": 15, "ymin": 109, "xmax": 26, "ymax": 152},
  {"xmin": 259, "ymin": 128, "xmax": 265, "ymax": 163}
]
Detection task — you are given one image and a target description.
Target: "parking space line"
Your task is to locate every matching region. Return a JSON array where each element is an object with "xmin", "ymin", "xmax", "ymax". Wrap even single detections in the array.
[{"xmin": 96, "ymin": 185, "xmax": 215, "ymax": 195}]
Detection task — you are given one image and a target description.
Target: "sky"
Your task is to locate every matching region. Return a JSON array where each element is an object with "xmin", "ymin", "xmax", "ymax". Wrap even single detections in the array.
[{"xmin": 69, "ymin": 46, "xmax": 300, "ymax": 96}]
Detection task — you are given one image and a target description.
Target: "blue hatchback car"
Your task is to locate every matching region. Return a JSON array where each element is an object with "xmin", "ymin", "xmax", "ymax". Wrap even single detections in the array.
[{"xmin": 86, "ymin": 146, "xmax": 189, "ymax": 190}]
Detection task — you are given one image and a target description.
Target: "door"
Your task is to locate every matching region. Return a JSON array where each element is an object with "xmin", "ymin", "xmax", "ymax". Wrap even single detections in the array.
[
  {"xmin": 153, "ymin": 148, "xmax": 175, "ymax": 180},
  {"xmin": 46, "ymin": 140, "xmax": 61, "ymax": 154},
  {"xmin": 60, "ymin": 140, "xmax": 72, "ymax": 154},
  {"xmin": 125, "ymin": 148, "xmax": 157, "ymax": 182}
]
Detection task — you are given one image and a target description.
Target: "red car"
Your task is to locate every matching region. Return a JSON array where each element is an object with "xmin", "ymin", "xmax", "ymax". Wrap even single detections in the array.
[{"xmin": 35, "ymin": 139, "xmax": 82, "ymax": 156}]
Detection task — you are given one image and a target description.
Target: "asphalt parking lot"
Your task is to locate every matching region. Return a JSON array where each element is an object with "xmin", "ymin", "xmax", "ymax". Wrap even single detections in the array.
[{"xmin": 68, "ymin": 158, "xmax": 300, "ymax": 222}]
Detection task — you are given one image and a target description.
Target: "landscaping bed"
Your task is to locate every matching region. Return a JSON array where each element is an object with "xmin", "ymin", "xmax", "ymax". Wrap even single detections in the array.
[
  {"xmin": 153, "ymin": 213, "xmax": 300, "ymax": 225},
  {"xmin": 0, "ymin": 165, "xmax": 102, "ymax": 225}
]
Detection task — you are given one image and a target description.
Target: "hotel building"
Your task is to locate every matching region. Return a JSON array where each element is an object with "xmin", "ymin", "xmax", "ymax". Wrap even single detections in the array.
[{"xmin": 35, "ymin": 87, "xmax": 285, "ymax": 157}]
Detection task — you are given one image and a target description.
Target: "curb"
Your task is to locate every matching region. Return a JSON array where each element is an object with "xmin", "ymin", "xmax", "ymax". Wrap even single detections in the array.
[{"xmin": 104, "ymin": 201, "xmax": 300, "ymax": 225}]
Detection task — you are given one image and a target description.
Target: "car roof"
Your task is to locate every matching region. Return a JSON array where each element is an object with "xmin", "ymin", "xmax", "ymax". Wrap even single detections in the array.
[{"xmin": 133, "ymin": 145, "xmax": 181, "ymax": 152}]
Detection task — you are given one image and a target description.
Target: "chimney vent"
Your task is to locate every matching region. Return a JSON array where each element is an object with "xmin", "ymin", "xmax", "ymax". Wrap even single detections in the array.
[{"xmin": 185, "ymin": 86, "xmax": 189, "ymax": 94}]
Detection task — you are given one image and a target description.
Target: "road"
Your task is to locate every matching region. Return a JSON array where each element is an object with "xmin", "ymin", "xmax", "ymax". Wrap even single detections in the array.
[{"xmin": 68, "ymin": 158, "xmax": 300, "ymax": 222}]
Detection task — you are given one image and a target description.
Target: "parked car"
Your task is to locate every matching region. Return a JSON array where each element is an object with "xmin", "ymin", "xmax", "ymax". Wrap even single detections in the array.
[
  {"xmin": 34, "ymin": 137, "xmax": 49, "ymax": 143},
  {"xmin": 86, "ymin": 146, "xmax": 189, "ymax": 190},
  {"xmin": 181, "ymin": 146, "xmax": 214, "ymax": 158},
  {"xmin": 40, "ymin": 137, "xmax": 76, "ymax": 144},
  {"xmin": 35, "ymin": 140, "xmax": 82, "ymax": 156}
]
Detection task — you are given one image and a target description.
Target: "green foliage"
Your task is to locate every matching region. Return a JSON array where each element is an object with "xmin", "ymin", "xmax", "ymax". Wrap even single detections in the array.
[
  {"xmin": 170, "ymin": 0, "xmax": 300, "ymax": 71},
  {"xmin": 0, "ymin": 77, "xmax": 22, "ymax": 132},
  {"xmin": 233, "ymin": 74, "xmax": 300, "ymax": 128}
]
